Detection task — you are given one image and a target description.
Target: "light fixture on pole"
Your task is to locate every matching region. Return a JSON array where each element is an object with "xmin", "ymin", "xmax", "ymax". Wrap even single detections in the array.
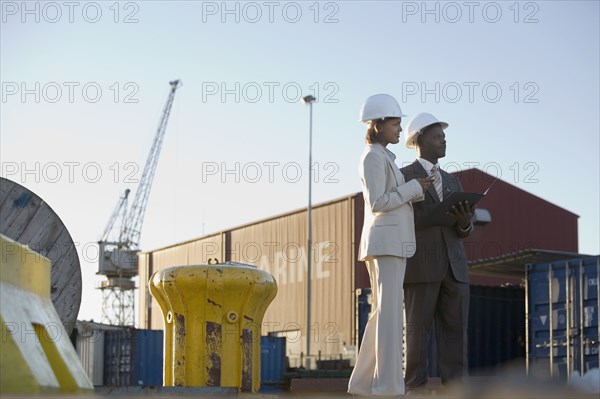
[{"xmin": 301, "ymin": 94, "xmax": 315, "ymax": 369}]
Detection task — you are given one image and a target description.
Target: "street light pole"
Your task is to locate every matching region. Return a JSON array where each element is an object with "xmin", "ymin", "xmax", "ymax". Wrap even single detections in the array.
[{"xmin": 301, "ymin": 94, "xmax": 315, "ymax": 369}]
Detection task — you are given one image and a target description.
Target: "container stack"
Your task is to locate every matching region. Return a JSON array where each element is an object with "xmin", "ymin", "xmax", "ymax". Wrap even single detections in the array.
[
  {"xmin": 72, "ymin": 321, "xmax": 163, "ymax": 387},
  {"xmin": 527, "ymin": 256, "xmax": 600, "ymax": 379}
]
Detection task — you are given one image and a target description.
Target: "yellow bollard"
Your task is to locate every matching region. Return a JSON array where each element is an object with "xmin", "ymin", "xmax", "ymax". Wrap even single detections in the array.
[
  {"xmin": 0, "ymin": 234, "xmax": 93, "ymax": 394},
  {"xmin": 149, "ymin": 262, "xmax": 277, "ymax": 392}
]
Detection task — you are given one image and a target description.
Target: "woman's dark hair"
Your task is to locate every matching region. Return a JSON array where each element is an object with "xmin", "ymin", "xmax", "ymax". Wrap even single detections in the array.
[{"xmin": 365, "ymin": 117, "xmax": 400, "ymax": 144}]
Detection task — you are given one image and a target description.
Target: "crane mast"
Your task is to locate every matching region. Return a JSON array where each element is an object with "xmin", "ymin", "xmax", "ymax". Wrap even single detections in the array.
[{"xmin": 97, "ymin": 80, "xmax": 181, "ymax": 325}]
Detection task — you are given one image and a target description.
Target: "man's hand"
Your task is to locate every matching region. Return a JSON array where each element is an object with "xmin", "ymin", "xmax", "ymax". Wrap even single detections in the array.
[{"xmin": 447, "ymin": 201, "xmax": 474, "ymax": 229}]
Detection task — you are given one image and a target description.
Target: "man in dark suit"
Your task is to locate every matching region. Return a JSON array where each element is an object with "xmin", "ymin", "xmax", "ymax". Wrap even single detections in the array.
[{"xmin": 399, "ymin": 112, "xmax": 474, "ymax": 392}]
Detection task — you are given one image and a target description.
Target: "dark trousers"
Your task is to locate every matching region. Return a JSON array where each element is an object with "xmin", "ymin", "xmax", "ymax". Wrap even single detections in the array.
[{"xmin": 404, "ymin": 264, "xmax": 470, "ymax": 388}]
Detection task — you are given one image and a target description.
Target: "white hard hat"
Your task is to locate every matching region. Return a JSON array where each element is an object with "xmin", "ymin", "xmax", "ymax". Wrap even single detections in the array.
[
  {"xmin": 359, "ymin": 93, "xmax": 407, "ymax": 123},
  {"xmin": 405, "ymin": 112, "xmax": 449, "ymax": 148}
]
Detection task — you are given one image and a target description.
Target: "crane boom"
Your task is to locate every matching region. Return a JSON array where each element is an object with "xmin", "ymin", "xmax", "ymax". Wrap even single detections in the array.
[
  {"xmin": 100, "ymin": 188, "xmax": 130, "ymax": 244},
  {"xmin": 97, "ymin": 80, "xmax": 181, "ymax": 279},
  {"xmin": 124, "ymin": 79, "xmax": 182, "ymax": 249}
]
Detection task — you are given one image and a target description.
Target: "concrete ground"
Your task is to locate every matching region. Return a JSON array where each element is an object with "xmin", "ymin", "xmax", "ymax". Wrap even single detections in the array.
[{"xmin": 3, "ymin": 370, "xmax": 599, "ymax": 398}]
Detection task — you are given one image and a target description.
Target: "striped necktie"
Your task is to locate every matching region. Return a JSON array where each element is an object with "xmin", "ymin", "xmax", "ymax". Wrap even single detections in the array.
[{"xmin": 431, "ymin": 165, "xmax": 443, "ymax": 200}]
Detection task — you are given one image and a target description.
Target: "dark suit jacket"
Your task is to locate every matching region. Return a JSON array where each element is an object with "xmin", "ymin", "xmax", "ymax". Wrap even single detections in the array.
[{"xmin": 400, "ymin": 160, "xmax": 471, "ymax": 283}]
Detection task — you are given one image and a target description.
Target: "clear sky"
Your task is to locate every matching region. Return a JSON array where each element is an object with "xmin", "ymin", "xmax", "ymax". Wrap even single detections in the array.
[{"xmin": 2, "ymin": 0, "xmax": 599, "ymax": 323}]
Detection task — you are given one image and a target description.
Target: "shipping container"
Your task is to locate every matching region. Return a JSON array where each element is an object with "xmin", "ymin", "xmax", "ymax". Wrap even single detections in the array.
[
  {"xmin": 356, "ymin": 284, "xmax": 526, "ymax": 375},
  {"xmin": 527, "ymin": 256, "xmax": 600, "ymax": 379},
  {"xmin": 104, "ymin": 328, "xmax": 163, "ymax": 386},
  {"xmin": 74, "ymin": 328, "xmax": 105, "ymax": 385},
  {"xmin": 355, "ymin": 288, "xmax": 371, "ymax": 351},
  {"xmin": 469, "ymin": 285, "xmax": 525, "ymax": 373},
  {"xmin": 261, "ymin": 335, "xmax": 286, "ymax": 385},
  {"xmin": 135, "ymin": 329, "xmax": 164, "ymax": 386},
  {"xmin": 72, "ymin": 320, "xmax": 123, "ymax": 386}
]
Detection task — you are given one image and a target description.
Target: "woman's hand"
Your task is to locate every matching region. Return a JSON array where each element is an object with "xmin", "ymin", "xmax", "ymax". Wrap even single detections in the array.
[{"xmin": 416, "ymin": 176, "xmax": 434, "ymax": 192}]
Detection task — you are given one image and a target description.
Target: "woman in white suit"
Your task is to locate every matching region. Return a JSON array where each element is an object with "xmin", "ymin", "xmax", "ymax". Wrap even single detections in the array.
[{"xmin": 348, "ymin": 94, "xmax": 432, "ymax": 396}]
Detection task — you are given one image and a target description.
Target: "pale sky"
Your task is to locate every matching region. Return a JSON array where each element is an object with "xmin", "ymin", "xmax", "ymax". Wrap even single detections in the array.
[{"xmin": 2, "ymin": 0, "xmax": 599, "ymax": 323}]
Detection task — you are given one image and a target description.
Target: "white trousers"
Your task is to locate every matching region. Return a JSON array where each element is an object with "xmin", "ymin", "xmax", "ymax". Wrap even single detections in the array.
[{"xmin": 348, "ymin": 256, "xmax": 406, "ymax": 396}]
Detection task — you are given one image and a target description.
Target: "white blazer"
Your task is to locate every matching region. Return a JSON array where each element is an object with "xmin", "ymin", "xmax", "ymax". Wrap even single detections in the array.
[{"xmin": 358, "ymin": 143, "xmax": 423, "ymax": 261}]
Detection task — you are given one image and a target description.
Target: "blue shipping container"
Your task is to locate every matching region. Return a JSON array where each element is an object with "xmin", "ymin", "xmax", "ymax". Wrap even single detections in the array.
[
  {"xmin": 135, "ymin": 329, "xmax": 163, "ymax": 386},
  {"xmin": 104, "ymin": 328, "xmax": 163, "ymax": 386},
  {"xmin": 356, "ymin": 288, "xmax": 372, "ymax": 351},
  {"xmin": 527, "ymin": 256, "xmax": 600, "ymax": 379},
  {"xmin": 469, "ymin": 285, "xmax": 525, "ymax": 373},
  {"xmin": 357, "ymin": 285, "xmax": 524, "ymax": 375},
  {"xmin": 260, "ymin": 335, "xmax": 286, "ymax": 385}
]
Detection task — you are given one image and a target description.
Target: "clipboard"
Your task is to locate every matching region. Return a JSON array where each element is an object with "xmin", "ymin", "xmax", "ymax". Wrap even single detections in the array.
[{"xmin": 423, "ymin": 179, "xmax": 497, "ymax": 227}]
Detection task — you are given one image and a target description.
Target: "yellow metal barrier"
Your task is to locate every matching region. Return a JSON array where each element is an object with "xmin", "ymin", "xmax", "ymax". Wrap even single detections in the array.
[
  {"xmin": 150, "ymin": 262, "xmax": 277, "ymax": 392},
  {"xmin": 0, "ymin": 234, "xmax": 93, "ymax": 394}
]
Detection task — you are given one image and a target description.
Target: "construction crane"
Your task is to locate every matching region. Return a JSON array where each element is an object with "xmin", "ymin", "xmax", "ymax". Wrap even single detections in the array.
[{"xmin": 97, "ymin": 79, "xmax": 182, "ymax": 326}]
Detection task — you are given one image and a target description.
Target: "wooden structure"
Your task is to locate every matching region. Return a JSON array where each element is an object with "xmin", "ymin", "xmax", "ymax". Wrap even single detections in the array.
[{"xmin": 0, "ymin": 177, "xmax": 81, "ymax": 333}]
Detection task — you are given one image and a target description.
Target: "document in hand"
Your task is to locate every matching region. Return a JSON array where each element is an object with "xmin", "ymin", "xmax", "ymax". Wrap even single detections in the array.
[{"xmin": 423, "ymin": 179, "xmax": 496, "ymax": 227}]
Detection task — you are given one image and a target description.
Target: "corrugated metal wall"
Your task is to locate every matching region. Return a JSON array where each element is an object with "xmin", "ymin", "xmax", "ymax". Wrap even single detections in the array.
[
  {"xmin": 138, "ymin": 198, "xmax": 355, "ymax": 360},
  {"xmin": 357, "ymin": 285, "xmax": 526, "ymax": 375},
  {"xmin": 139, "ymin": 233, "xmax": 225, "ymax": 330},
  {"xmin": 73, "ymin": 322, "xmax": 162, "ymax": 387},
  {"xmin": 75, "ymin": 330, "xmax": 105, "ymax": 385},
  {"xmin": 527, "ymin": 256, "xmax": 600, "ymax": 379},
  {"xmin": 138, "ymin": 252, "xmax": 150, "ymax": 329},
  {"xmin": 260, "ymin": 335, "xmax": 286, "ymax": 385},
  {"xmin": 134, "ymin": 329, "xmax": 164, "ymax": 386},
  {"xmin": 103, "ymin": 328, "xmax": 163, "ymax": 386},
  {"xmin": 469, "ymin": 285, "xmax": 526, "ymax": 372},
  {"xmin": 227, "ymin": 197, "xmax": 354, "ymax": 360}
]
